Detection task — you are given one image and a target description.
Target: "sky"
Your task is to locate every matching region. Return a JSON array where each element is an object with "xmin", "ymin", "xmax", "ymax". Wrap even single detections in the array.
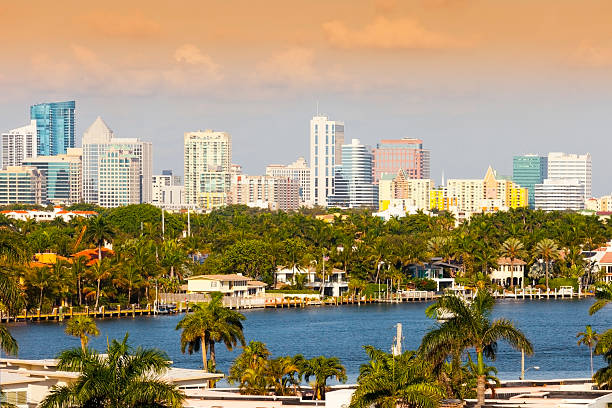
[{"xmin": 1, "ymin": 0, "xmax": 612, "ymax": 194}]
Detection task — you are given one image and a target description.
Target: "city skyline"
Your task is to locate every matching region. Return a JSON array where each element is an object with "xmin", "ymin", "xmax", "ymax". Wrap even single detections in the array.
[{"xmin": 2, "ymin": 1, "xmax": 612, "ymax": 195}]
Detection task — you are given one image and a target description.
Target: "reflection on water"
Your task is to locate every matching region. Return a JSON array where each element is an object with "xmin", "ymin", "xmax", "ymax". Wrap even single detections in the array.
[{"xmin": 8, "ymin": 299, "xmax": 612, "ymax": 383}]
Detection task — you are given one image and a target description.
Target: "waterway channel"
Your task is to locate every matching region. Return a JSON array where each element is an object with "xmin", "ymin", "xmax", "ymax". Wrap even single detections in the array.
[{"xmin": 7, "ymin": 299, "xmax": 612, "ymax": 384}]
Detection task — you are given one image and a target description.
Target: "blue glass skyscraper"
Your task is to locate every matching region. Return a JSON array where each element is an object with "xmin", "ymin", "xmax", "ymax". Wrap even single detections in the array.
[
  {"xmin": 512, "ymin": 154, "xmax": 548, "ymax": 209},
  {"xmin": 30, "ymin": 101, "xmax": 75, "ymax": 156}
]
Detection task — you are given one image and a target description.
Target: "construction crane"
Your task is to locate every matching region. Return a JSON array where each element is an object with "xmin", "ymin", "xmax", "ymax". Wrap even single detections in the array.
[{"xmin": 73, "ymin": 225, "xmax": 87, "ymax": 252}]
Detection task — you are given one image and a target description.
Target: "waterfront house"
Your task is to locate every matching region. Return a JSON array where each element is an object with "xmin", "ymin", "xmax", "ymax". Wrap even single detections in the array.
[
  {"xmin": 0, "ymin": 206, "xmax": 97, "ymax": 223},
  {"xmin": 490, "ymin": 257, "xmax": 526, "ymax": 287},
  {"xmin": 187, "ymin": 274, "xmax": 267, "ymax": 297},
  {"xmin": 407, "ymin": 259, "xmax": 460, "ymax": 292},
  {"xmin": 274, "ymin": 266, "xmax": 348, "ymax": 296},
  {"xmin": 583, "ymin": 241, "xmax": 612, "ymax": 284}
]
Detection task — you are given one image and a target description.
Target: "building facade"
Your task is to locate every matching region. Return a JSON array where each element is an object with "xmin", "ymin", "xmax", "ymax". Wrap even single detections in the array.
[
  {"xmin": 30, "ymin": 101, "xmax": 75, "ymax": 156},
  {"xmin": 230, "ymin": 174, "xmax": 300, "ymax": 211},
  {"xmin": 310, "ymin": 115, "xmax": 344, "ymax": 207},
  {"xmin": 535, "ymin": 178, "xmax": 585, "ymax": 211},
  {"xmin": 547, "ymin": 152, "xmax": 592, "ymax": 199},
  {"xmin": 184, "ymin": 130, "xmax": 232, "ymax": 209},
  {"xmin": 378, "ymin": 170, "xmax": 433, "ymax": 211},
  {"xmin": 265, "ymin": 157, "xmax": 311, "ymax": 205},
  {"xmin": 2, "ymin": 120, "xmax": 37, "ymax": 168},
  {"xmin": 152, "ymin": 171, "xmax": 188, "ymax": 210},
  {"xmin": 327, "ymin": 139, "xmax": 377, "ymax": 209},
  {"xmin": 372, "ymin": 138, "xmax": 430, "ymax": 183},
  {"xmin": 98, "ymin": 148, "xmax": 141, "ymax": 208},
  {"xmin": 0, "ymin": 166, "xmax": 47, "ymax": 205},
  {"xmin": 512, "ymin": 154, "xmax": 548, "ymax": 208},
  {"xmin": 22, "ymin": 148, "xmax": 82, "ymax": 205},
  {"xmin": 82, "ymin": 117, "xmax": 152, "ymax": 205}
]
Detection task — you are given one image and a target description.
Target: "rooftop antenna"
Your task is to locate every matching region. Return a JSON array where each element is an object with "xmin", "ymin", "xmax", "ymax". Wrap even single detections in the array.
[
  {"xmin": 316, "ymin": 101, "xmax": 319, "ymax": 116},
  {"xmin": 441, "ymin": 170, "xmax": 445, "ymax": 187}
]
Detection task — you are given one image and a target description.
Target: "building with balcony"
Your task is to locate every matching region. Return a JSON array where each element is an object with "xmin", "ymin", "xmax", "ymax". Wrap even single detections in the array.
[
  {"xmin": 310, "ymin": 115, "xmax": 344, "ymax": 207},
  {"xmin": 266, "ymin": 157, "xmax": 311, "ymax": 205},
  {"xmin": 535, "ymin": 178, "xmax": 585, "ymax": 211},
  {"xmin": 2, "ymin": 120, "xmax": 37, "ymax": 168},
  {"xmin": 0, "ymin": 166, "xmax": 46, "ymax": 205},
  {"xmin": 184, "ymin": 130, "xmax": 232, "ymax": 209},
  {"xmin": 186, "ymin": 274, "xmax": 266, "ymax": 297},
  {"xmin": 274, "ymin": 266, "xmax": 348, "ymax": 297},
  {"xmin": 490, "ymin": 257, "xmax": 527, "ymax": 287}
]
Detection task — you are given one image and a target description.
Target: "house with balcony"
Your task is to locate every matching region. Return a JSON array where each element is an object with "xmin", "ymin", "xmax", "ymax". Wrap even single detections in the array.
[
  {"xmin": 407, "ymin": 259, "xmax": 460, "ymax": 292},
  {"xmin": 275, "ymin": 266, "xmax": 349, "ymax": 297},
  {"xmin": 490, "ymin": 257, "xmax": 526, "ymax": 287},
  {"xmin": 186, "ymin": 274, "xmax": 266, "ymax": 297}
]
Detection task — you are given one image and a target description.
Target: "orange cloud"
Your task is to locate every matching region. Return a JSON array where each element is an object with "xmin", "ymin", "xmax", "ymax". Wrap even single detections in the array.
[
  {"xmin": 571, "ymin": 42, "xmax": 612, "ymax": 68},
  {"xmin": 256, "ymin": 47, "xmax": 317, "ymax": 84},
  {"xmin": 79, "ymin": 11, "xmax": 160, "ymax": 38},
  {"xmin": 323, "ymin": 16, "xmax": 467, "ymax": 49},
  {"xmin": 173, "ymin": 44, "xmax": 222, "ymax": 81}
]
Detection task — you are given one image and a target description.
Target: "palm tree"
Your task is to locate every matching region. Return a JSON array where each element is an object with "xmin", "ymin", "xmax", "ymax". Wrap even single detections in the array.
[
  {"xmin": 267, "ymin": 356, "xmax": 300, "ymax": 396},
  {"xmin": 500, "ymin": 237, "xmax": 527, "ymax": 288},
  {"xmin": 421, "ymin": 290, "xmax": 533, "ymax": 408},
  {"xmin": 28, "ymin": 265, "xmax": 52, "ymax": 311},
  {"xmin": 350, "ymin": 346, "xmax": 443, "ymax": 408},
  {"xmin": 0, "ymin": 270, "xmax": 20, "ymax": 355},
  {"xmin": 302, "ymin": 356, "xmax": 347, "ymax": 400},
  {"xmin": 90, "ymin": 259, "xmax": 111, "ymax": 309},
  {"xmin": 589, "ymin": 282, "xmax": 612, "ymax": 315},
  {"xmin": 86, "ymin": 215, "xmax": 115, "ymax": 262},
  {"xmin": 228, "ymin": 341, "xmax": 271, "ymax": 386},
  {"xmin": 39, "ymin": 334, "xmax": 184, "ymax": 408},
  {"xmin": 534, "ymin": 238, "xmax": 560, "ymax": 291},
  {"xmin": 65, "ymin": 316, "xmax": 100, "ymax": 352},
  {"xmin": 577, "ymin": 325, "xmax": 599, "ymax": 377},
  {"xmin": 175, "ymin": 294, "xmax": 245, "ymax": 373}
]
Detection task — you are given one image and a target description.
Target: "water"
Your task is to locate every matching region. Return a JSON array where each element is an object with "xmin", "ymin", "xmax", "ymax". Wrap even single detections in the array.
[{"xmin": 6, "ymin": 299, "xmax": 612, "ymax": 383}]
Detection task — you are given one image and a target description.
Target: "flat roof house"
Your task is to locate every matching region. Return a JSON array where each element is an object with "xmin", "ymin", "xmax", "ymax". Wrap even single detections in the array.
[{"xmin": 187, "ymin": 274, "xmax": 266, "ymax": 297}]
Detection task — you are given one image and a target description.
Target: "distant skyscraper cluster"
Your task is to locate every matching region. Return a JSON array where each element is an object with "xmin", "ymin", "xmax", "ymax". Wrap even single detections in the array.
[{"xmin": 0, "ymin": 101, "xmax": 602, "ymax": 218}]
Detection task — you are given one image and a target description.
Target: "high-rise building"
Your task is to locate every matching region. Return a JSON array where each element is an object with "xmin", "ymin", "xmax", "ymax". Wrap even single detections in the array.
[
  {"xmin": 30, "ymin": 101, "xmax": 75, "ymax": 156},
  {"xmin": 0, "ymin": 166, "xmax": 47, "ymax": 205},
  {"xmin": 230, "ymin": 174, "xmax": 300, "ymax": 211},
  {"xmin": 446, "ymin": 167, "xmax": 528, "ymax": 213},
  {"xmin": 82, "ymin": 117, "xmax": 152, "ymax": 205},
  {"xmin": 372, "ymin": 138, "xmax": 430, "ymax": 183},
  {"xmin": 2, "ymin": 120, "xmax": 37, "ymax": 168},
  {"xmin": 98, "ymin": 148, "xmax": 141, "ymax": 208},
  {"xmin": 266, "ymin": 157, "xmax": 311, "ymax": 205},
  {"xmin": 547, "ymin": 152, "xmax": 592, "ymax": 199},
  {"xmin": 184, "ymin": 130, "xmax": 232, "ymax": 209},
  {"xmin": 22, "ymin": 148, "xmax": 82, "ymax": 205},
  {"xmin": 378, "ymin": 170, "xmax": 433, "ymax": 211},
  {"xmin": 152, "ymin": 171, "xmax": 188, "ymax": 210},
  {"xmin": 535, "ymin": 178, "xmax": 585, "ymax": 211},
  {"xmin": 512, "ymin": 155, "xmax": 548, "ymax": 209},
  {"xmin": 310, "ymin": 115, "xmax": 344, "ymax": 207},
  {"xmin": 327, "ymin": 139, "xmax": 377, "ymax": 209}
]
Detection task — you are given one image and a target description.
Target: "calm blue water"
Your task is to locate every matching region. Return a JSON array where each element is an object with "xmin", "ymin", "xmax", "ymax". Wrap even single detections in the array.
[{"xmin": 6, "ymin": 299, "xmax": 612, "ymax": 383}]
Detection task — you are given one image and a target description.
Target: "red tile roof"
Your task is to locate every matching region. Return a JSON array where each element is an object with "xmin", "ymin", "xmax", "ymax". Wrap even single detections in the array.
[
  {"xmin": 600, "ymin": 252, "xmax": 612, "ymax": 264},
  {"xmin": 497, "ymin": 257, "xmax": 527, "ymax": 265}
]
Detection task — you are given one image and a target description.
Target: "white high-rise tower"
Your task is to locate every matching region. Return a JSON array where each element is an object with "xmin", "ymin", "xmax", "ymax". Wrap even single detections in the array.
[
  {"xmin": 309, "ymin": 115, "xmax": 344, "ymax": 207},
  {"xmin": 547, "ymin": 152, "xmax": 592, "ymax": 199}
]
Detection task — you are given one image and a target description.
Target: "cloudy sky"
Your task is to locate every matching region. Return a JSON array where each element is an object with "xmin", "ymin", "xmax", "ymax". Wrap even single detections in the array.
[{"xmin": 1, "ymin": 0, "xmax": 612, "ymax": 194}]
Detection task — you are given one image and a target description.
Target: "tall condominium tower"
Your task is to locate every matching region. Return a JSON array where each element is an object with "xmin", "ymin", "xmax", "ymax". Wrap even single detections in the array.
[
  {"xmin": 309, "ymin": 115, "xmax": 344, "ymax": 207},
  {"xmin": 30, "ymin": 101, "xmax": 75, "ymax": 156},
  {"xmin": 23, "ymin": 148, "xmax": 82, "ymax": 205},
  {"xmin": 372, "ymin": 138, "xmax": 430, "ymax": 183},
  {"xmin": 535, "ymin": 178, "xmax": 585, "ymax": 211},
  {"xmin": 512, "ymin": 154, "xmax": 548, "ymax": 209},
  {"xmin": 547, "ymin": 152, "xmax": 592, "ymax": 199},
  {"xmin": 82, "ymin": 117, "xmax": 152, "ymax": 205},
  {"xmin": 184, "ymin": 130, "xmax": 232, "ymax": 209},
  {"xmin": 266, "ymin": 157, "xmax": 311, "ymax": 205},
  {"xmin": 327, "ymin": 139, "xmax": 377, "ymax": 209},
  {"xmin": 98, "ymin": 148, "xmax": 141, "ymax": 208},
  {"xmin": 2, "ymin": 120, "xmax": 37, "ymax": 168}
]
